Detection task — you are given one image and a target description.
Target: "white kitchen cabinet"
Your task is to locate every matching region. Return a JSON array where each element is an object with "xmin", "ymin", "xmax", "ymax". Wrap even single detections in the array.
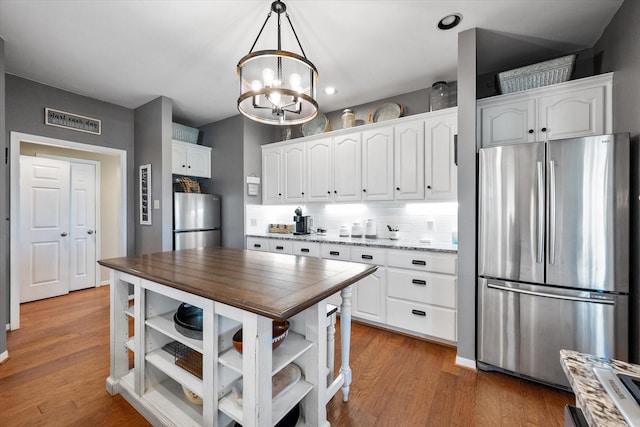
[
  {"xmin": 262, "ymin": 143, "xmax": 306, "ymax": 204},
  {"xmin": 268, "ymin": 239, "xmax": 293, "ymax": 254},
  {"xmin": 172, "ymin": 139, "xmax": 211, "ymax": 178},
  {"xmin": 333, "ymin": 133, "xmax": 362, "ymax": 202},
  {"xmin": 350, "ymin": 247, "xmax": 386, "ymax": 324},
  {"xmin": 386, "ymin": 249, "xmax": 457, "ymax": 342},
  {"xmin": 394, "ymin": 120, "xmax": 425, "ymax": 200},
  {"xmin": 292, "ymin": 241, "xmax": 320, "ymax": 257},
  {"xmin": 262, "ymin": 145, "xmax": 283, "ymax": 204},
  {"xmin": 246, "ymin": 236, "xmax": 269, "ymax": 251},
  {"xmin": 424, "ymin": 110, "xmax": 457, "ymax": 201},
  {"xmin": 478, "ymin": 73, "xmax": 612, "ymax": 147},
  {"xmin": 306, "ymin": 138, "xmax": 333, "ymax": 202},
  {"xmin": 362, "ymin": 127, "xmax": 394, "ymax": 201}
]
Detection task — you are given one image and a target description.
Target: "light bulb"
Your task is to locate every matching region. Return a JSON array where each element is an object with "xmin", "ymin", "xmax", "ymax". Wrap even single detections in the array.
[
  {"xmin": 262, "ymin": 68, "xmax": 274, "ymax": 87},
  {"xmin": 269, "ymin": 91, "xmax": 281, "ymax": 106},
  {"xmin": 290, "ymin": 73, "xmax": 301, "ymax": 91},
  {"xmin": 251, "ymin": 80, "xmax": 263, "ymax": 91},
  {"xmin": 273, "ymin": 79, "xmax": 282, "ymax": 88}
]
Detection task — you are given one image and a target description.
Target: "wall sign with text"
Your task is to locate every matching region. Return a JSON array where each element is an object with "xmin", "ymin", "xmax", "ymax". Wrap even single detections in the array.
[
  {"xmin": 139, "ymin": 164, "xmax": 151, "ymax": 225},
  {"xmin": 45, "ymin": 108, "xmax": 102, "ymax": 135}
]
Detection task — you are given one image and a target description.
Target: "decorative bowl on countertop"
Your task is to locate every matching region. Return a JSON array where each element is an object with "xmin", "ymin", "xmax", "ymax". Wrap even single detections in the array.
[{"xmin": 232, "ymin": 320, "xmax": 290, "ymax": 354}]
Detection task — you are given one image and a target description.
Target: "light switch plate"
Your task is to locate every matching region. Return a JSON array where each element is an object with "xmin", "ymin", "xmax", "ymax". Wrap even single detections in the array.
[{"xmin": 153, "ymin": 200, "xmax": 160, "ymax": 209}]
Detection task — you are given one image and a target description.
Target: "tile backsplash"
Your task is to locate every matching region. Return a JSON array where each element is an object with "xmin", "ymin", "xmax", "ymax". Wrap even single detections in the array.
[{"xmin": 246, "ymin": 202, "xmax": 458, "ymax": 244}]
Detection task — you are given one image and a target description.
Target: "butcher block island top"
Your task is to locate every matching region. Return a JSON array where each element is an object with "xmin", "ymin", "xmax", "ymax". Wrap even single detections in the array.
[
  {"xmin": 98, "ymin": 246, "xmax": 376, "ymax": 320},
  {"xmin": 99, "ymin": 246, "xmax": 377, "ymax": 427}
]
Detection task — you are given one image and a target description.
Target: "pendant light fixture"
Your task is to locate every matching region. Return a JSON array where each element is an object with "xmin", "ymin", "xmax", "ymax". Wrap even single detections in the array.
[{"xmin": 237, "ymin": 1, "xmax": 319, "ymax": 126}]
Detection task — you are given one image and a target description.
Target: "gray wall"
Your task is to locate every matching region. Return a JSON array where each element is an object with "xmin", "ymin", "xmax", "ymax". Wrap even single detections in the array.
[
  {"xmin": 200, "ymin": 116, "xmax": 272, "ymax": 249},
  {"xmin": 1, "ymin": 38, "xmax": 7, "ymax": 356},
  {"xmin": 593, "ymin": 0, "xmax": 640, "ymax": 362},
  {"xmin": 456, "ymin": 28, "xmax": 478, "ymax": 363},
  {"xmin": 4, "ymin": 74, "xmax": 135, "ymax": 330},
  {"xmin": 134, "ymin": 96, "xmax": 173, "ymax": 254}
]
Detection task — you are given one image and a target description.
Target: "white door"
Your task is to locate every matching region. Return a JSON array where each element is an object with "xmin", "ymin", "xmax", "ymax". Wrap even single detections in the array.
[
  {"xmin": 362, "ymin": 127, "xmax": 394, "ymax": 201},
  {"xmin": 394, "ymin": 120, "xmax": 425, "ymax": 200},
  {"xmin": 262, "ymin": 146, "xmax": 283, "ymax": 204},
  {"xmin": 333, "ymin": 134, "xmax": 361, "ymax": 201},
  {"xmin": 19, "ymin": 156, "xmax": 71, "ymax": 302},
  {"xmin": 283, "ymin": 143, "xmax": 306, "ymax": 202},
  {"xmin": 425, "ymin": 113, "xmax": 458, "ymax": 201},
  {"xmin": 69, "ymin": 162, "xmax": 97, "ymax": 291},
  {"xmin": 306, "ymin": 138, "xmax": 333, "ymax": 202}
]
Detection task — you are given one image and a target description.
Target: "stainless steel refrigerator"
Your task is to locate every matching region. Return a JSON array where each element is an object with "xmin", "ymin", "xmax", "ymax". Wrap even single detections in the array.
[
  {"xmin": 173, "ymin": 193, "xmax": 221, "ymax": 250},
  {"xmin": 477, "ymin": 133, "xmax": 629, "ymax": 389}
]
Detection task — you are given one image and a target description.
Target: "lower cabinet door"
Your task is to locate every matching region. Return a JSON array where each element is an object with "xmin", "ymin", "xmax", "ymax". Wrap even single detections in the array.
[
  {"xmin": 386, "ymin": 298, "xmax": 456, "ymax": 342},
  {"xmin": 353, "ymin": 267, "xmax": 386, "ymax": 323}
]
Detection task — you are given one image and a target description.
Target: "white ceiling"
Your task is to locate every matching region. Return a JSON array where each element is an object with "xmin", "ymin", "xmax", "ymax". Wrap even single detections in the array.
[{"xmin": 0, "ymin": 0, "xmax": 624, "ymax": 127}]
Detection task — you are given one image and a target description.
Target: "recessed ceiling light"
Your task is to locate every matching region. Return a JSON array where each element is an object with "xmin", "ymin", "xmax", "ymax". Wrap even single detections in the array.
[
  {"xmin": 438, "ymin": 13, "xmax": 462, "ymax": 30},
  {"xmin": 324, "ymin": 87, "xmax": 337, "ymax": 95}
]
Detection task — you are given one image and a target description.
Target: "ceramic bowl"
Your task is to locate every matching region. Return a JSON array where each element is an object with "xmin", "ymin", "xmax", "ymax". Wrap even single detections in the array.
[
  {"xmin": 174, "ymin": 303, "xmax": 203, "ymax": 340},
  {"xmin": 232, "ymin": 320, "xmax": 290, "ymax": 353}
]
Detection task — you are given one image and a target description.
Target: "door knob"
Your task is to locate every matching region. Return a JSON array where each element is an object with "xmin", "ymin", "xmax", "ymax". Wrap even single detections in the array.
[
  {"xmin": 87, "ymin": 230, "xmax": 95, "ymax": 235},
  {"xmin": 60, "ymin": 232, "xmax": 68, "ymax": 237}
]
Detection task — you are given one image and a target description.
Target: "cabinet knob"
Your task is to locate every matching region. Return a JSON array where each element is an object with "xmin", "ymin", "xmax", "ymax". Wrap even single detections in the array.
[
  {"xmin": 541, "ymin": 127, "xmax": 547, "ymax": 132},
  {"xmin": 396, "ymin": 187, "xmax": 400, "ymax": 191},
  {"xmin": 327, "ymin": 191, "xmax": 331, "ymax": 194},
  {"xmin": 278, "ymin": 193, "xmax": 282, "ymax": 197},
  {"xmin": 528, "ymin": 129, "xmax": 534, "ymax": 134},
  {"xmin": 301, "ymin": 192, "xmax": 304, "ymax": 196},
  {"xmin": 182, "ymin": 164, "xmax": 186, "ymax": 168},
  {"xmin": 334, "ymin": 190, "xmax": 337, "ymax": 194},
  {"xmin": 427, "ymin": 185, "xmax": 432, "ymax": 189},
  {"xmin": 188, "ymin": 165, "xmax": 191, "ymax": 168},
  {"xmin": 362, "ymin": 189, "xmax": 367, "ymax": 192}
]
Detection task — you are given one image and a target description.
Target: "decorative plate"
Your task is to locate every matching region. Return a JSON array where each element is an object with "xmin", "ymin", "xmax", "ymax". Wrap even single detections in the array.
[
  {"xmin": 373, "ymin": 103, "xmax": 403, "ymax": 122},
  {"xmin": 301, "ymin": 113, "xmax": 329, "ymax": 136}
]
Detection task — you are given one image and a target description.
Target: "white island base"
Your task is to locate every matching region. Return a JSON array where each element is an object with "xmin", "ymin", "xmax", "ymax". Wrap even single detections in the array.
[{"xmin": 106, "ymin": 270, "xmax": 354, "ymax": 427}]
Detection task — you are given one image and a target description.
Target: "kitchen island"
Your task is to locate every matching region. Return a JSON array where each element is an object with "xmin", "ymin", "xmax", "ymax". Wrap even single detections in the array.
[{"xmin": 98, "ymin": 247, "xmax": 376, "ymax": 427}]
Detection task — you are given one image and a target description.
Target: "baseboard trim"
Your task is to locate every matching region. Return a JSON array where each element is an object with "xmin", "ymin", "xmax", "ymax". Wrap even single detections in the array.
[
  {"xmin": 0, "ymin": 350, "xmax": 9, "ymax": 364},
  {"xmin": 455, "ymin": 355, "xmax": 477, "ymax": 370},
  {"xmin": 5, "ymin": 323, "xmax": 9, "ymax": 331},
  {"xmin": 99, "ymin": 280, "xmax": 110, "ymax": 287}
]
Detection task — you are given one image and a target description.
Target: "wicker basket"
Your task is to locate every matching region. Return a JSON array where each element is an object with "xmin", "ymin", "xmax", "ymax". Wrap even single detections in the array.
[
  {"xmin": 172, "ymin": 122, "xmax": 199, "ymax": 144},
  {"xmin": 497, "ymin": 54, "xmax": 577, "ymax": 94}
]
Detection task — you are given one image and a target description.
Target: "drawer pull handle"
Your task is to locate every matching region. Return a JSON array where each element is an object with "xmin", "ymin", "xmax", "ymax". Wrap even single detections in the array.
[
  {"xmin": 412, "ymin": 279, "xmax": 427, "ymax": 286},
  {"xmin": 411, "ymin": 309, "xmax": 426, "ymax": 317},
  {"xmin": 276, "ymin": 246, "xmax": 284, "ymax": 250},
  {"xmin": 301, "ymin": 248, "xmax": 310, "ymax": 253},
  {"xmin": 330, "ymin": 251, "xmax": 340, "ymax": 256},
  {"xmin": 412, "ymin": 260, "xmax": 426, "ymax": 266},
  {"xmin": 361, "ymin": 254, "xmax": 373, "ymax": 260},
  {"xmin": 253, "ymin": 244, "xmax": 261, "ymax": 248}
]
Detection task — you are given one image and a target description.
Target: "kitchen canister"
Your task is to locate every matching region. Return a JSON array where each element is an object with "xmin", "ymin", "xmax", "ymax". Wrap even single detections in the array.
[
  {"xmin": 430, "ymin": 81, "xmax": 449, "ymax": 111},
  {"xmin": 339, "ymin": 225, "xmax": 350, "ymax": 237},
  {"xmin": 341, "ymin": 109, "xmax": 355, "ymax": 128},
  {"xmin": 364, "ymin": 219, "xmax": 377, "ymax": 238},
  {"xmin": 351, "ymin": 222, "xmax": 363, "ymax": 238}
]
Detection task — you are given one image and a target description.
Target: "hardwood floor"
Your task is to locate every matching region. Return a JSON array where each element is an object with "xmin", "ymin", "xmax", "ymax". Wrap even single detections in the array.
[{"xmin": 1, "ymin": 286, "xmax": 575, "ymax": 426}]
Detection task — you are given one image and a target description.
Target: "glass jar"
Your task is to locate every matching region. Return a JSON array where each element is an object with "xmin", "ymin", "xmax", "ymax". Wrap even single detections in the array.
[
  {"xmin": 342, "ymin": 109, "xmax": 355, "ymax": 128},
  {"xmin": 429, "ymin": 81, "xmax": 449, "ymax": 111}
]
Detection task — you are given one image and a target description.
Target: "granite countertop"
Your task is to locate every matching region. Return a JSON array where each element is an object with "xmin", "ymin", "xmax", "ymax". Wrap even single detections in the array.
[
  {"xmin": 246, "ymin": 232, "xmax": 458, "ymax": 253},
  {"xmin": 560, "ymin": 349, "xmax": 640, "ymax": 426}
]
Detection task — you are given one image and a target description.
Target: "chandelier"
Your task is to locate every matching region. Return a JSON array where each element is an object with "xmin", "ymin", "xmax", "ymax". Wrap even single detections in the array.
[{"xmin": 237, "ymin": 1, "xmax": 319, "ymax": 126}]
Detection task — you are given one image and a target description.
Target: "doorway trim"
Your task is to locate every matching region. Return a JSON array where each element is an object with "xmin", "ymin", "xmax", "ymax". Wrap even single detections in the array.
[{"xmin": 10, "ymin": 132, "xmax": 127, "ymax": 330}]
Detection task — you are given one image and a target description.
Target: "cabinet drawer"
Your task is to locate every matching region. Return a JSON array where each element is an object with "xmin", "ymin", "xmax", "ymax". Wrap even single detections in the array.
[
  {"xmin": 246, "ymin": 237, "xmax": 269, "ymax": 252},
  {"xmin": 386, "ymin": 299, "xmax": 456, "ymax": 342},
  {"xmin": 292, "ymin": 241, "xmax": 320, "ymax": 257},
  {"xmin": 387, "ymin": 250, "xmax": 456, "ymax": 274},
  {"xmin": 268, "ymin": 239, "xmax": 293, "ymax": 254},
  {"xmin": 350, "ymin": 247, "xmax": 385, "ymax": 265},
  {"xmin": 320, "ymin": 244, "xmax": 350, "ymax": 261},
  {"xmin": 387, "ymin": 268, "xmax": 456, "ymax": 309}
]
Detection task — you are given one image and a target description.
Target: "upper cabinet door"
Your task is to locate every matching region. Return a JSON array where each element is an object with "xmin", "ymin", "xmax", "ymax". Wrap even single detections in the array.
[
  {"xmin": 538, "ymin": 85, "xmax": 606, "ymax": 141},
  {"xmin": 172, "ymin": 141, "xmax": 188, "ymax": 175},
  {"xmin": 262, "ymin": 146, "xmax": 283, "ymax": 204},
  {"xmin": 306, "ymin": 138, "xmax": 333, "ymax": 202},
  {"xmin": 425, "ymin": 112, "xmax": 457, "ymax": 201},
  {"xmin": 362, "ymin": 127, "xmax": 394, "ymax": 201},
  {"xmin": 185, "ymin": 144, "xmax": 211, "ymax": 178},
  {"xmin": 282, "ymin": 143, "xmax": 306, "ymax": 203},
  {"xmin": 394, "ymin": 120, "xmax": 425, "ymax": 200},
  {"xmin": 478, "ymin": 98, "xmax": 536, "ymax": 147},
  {"xmin": 333, "ymin": 133, "xmax": 362, "ymax": 202}
]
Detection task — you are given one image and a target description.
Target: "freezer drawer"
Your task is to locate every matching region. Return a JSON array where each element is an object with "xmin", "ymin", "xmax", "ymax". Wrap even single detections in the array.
[
  {"xmin": 477, "ymin": 278, "xmax": 628, "ymax": 388},
  {"xmin": 174, "ymin": 229, "xmax": 221, "ymax": 250}
]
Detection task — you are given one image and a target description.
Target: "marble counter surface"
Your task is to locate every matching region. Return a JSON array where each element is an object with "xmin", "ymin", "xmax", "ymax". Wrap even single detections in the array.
[
  {"xmin": 561, "ymin": 349, "xmax": 640, "ymax": 426},
  {"xmin": 246, "ymin": 232, "xmax": 458, "ymax": 253}
]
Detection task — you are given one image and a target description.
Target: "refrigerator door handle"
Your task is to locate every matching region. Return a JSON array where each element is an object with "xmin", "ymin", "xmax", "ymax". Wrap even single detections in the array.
[
  {"xmin": 536, "ymin": 161, "xmax": 544, "ymax": 264},
  {"xmin": 486, "ymin": 283, "xmax": 615, "ymax": 305},
  {"xmin": 549, "ymin": 160, "xmax": 557, "ymax": 265}
]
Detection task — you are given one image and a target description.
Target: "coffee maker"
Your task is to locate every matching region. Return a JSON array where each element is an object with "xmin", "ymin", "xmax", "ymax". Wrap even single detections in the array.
[{"xmin": 293, "ymin": 207, "xmax": 312, "ymax": 235}]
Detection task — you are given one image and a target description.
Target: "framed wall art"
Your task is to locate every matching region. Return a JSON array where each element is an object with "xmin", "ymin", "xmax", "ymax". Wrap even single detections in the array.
[{"xmin": 139, "ymin": 164, "xmax": 151, "ymax": 225}]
